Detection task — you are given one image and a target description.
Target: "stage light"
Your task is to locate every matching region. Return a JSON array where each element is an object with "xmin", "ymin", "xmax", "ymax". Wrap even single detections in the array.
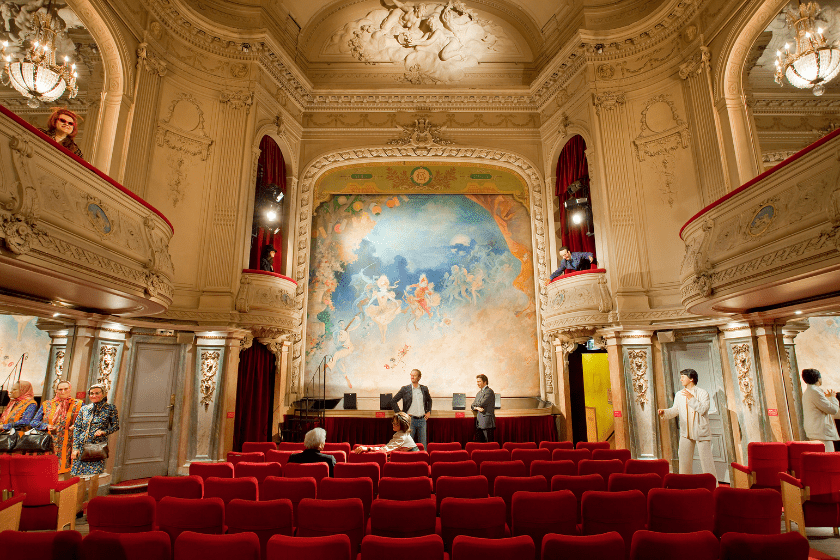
[
  {"xmin": 276, "ymin": 192, "xmax": 284, "ymax": 202},
  {"xmin": 572, "ymin": 211, "xmax": 584, "ymax": 225},
  {"xmin": 266, "ymin": 210, "xmax": 277, "ymax": 221},
  {"xmin": 795, "ymin": 310, "xmax": 803, "ymax": 315}
]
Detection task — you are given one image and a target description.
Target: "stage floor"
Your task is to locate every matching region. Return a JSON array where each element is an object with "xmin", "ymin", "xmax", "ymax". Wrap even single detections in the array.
[{"xmin": 323, "ymin": 396, "xmax": 554, "ymax": 418}]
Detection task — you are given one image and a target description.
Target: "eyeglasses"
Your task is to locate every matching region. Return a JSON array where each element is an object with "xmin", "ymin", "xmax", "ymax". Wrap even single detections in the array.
[{"xmin": 56, "ymin": 118, "xmax": 74, "ymax": 126}]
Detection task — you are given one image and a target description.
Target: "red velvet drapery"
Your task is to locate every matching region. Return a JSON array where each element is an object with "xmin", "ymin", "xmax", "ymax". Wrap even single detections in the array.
[
  {"xmin": 249, "ymin": 228, "xmax": 283, "ymax": 270},
  {"xmin": 259, "ymin": 135, "xmax": 286, "ymax": 191},
  {"xmin": 233, "ymin": 342, "xmax": 276, "ymax": 451},
  {"xmin": 249, "ymin": 136, "xmax": 286, "ymax": 269},
  {"xmin": 555, "ymin": 135, "xmax": 596, "ymax": 258}
]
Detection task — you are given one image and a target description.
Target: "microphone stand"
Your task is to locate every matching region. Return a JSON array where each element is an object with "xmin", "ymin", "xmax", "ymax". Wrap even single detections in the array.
[{"xmin": 0, "ymin": 354, "xmax": 25, "ymax": 407}]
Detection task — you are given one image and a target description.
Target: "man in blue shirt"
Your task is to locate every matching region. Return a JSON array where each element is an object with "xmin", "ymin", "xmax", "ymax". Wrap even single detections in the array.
[{"xmin": 550, "ymin": 246, "xmax": 594, "ymax": 280}]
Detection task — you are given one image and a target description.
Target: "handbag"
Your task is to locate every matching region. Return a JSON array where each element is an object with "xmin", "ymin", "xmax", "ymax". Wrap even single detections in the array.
[
  {"xmin": 0, "ymin": 428, "xmax": 18, "ymax": 452},
  {"xmin": 80, "ymin": 442, "xmax": 109, "ymax": 462},
  {"xmin": 14, "ymin": 428, "xmax": 53, "ymax": 452}
]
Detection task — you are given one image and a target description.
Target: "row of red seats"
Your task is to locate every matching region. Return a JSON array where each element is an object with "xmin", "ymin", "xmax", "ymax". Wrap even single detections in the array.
[
  {"xmin": 0, "ymin": 530, "xmax": 810, "ymax": 560},
  {"xmin": 240, "ymin": 440, "xmax": 609, "ymax": 454}
]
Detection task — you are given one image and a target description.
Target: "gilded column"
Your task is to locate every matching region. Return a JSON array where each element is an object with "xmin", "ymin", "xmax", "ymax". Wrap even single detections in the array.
[
  {"xmin": 619, "ymin": 331, "xmax": 658, "ymax": 459},
  {"xmin": 552, "ymin": 338, "xmax": 577, "ymax": 442},
  {"xmin": 721, "ymin": 324, "xmax": 768, "ymax": 455}
]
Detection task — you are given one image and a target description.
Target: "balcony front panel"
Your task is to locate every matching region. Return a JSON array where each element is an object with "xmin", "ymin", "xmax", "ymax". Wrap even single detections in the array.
[
  {"xmin": 543, "ymin": 269, "xmax": 613, "ymax": 334},
  {"xmin": 235, "ymin": 270, "xmax": 301, "ymax": 338}
]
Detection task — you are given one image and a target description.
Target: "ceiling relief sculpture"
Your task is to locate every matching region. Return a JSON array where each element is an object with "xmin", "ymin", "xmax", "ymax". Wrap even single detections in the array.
[{"xmin": 324, "ymin": 0, "xmax": 516, "ymax": 83}]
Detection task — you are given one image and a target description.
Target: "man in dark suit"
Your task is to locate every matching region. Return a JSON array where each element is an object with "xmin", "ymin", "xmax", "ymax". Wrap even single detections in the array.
[
  {"xmin": 286, "ymin": 427, "xmax": 336, "ymax": 476},
  {"xmin": 471, "ymin": 374, "xmax": 496, "ymax": 442},
  {"xmin": 389, "ymin": 368, "xmax": 432, "ymax": 448}
]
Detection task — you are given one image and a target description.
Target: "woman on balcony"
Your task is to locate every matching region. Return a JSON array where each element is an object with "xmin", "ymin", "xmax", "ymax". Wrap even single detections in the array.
[{"xmin": 39, "ymin": 108, "xmax": 83, "ymax": 160}]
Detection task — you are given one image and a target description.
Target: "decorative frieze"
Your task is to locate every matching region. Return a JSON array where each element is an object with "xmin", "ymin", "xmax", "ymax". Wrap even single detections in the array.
[
  {"xmin": 199, "ymin": 350, "xmax": 220, "ymax": 410},
  {"xmin": 627, "ymin": 349, "xmax": 649, "ymax": 407},
  {"xmin": 97, "ymin": 345, "xmax": 118, "ymax": 395},
  {"xmin": 731, "ymin": 343, "xmax": 755, "ymax": 410}
]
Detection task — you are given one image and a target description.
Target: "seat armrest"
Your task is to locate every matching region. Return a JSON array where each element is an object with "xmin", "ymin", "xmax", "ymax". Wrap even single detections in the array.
[
  {"xmin": 730, "ymin": 462, "xmax": 754, "ymax": 489},
  {"xmin": 54, "ymin": 477, "xmax": 80, "ymax": 492},
  {"xmin": 731, "ymin": 462, "xmax": 751, "ymax": 474},
  {"xmin": 779, "ymin": 472, "xmax": 803, "ymax": 489},
  {"xmin": 0, "ymin": 493, "xmax": 26, "ymax": 532},
  {"xmin": 50, "ymin": 479, "xmax": 79, "ymax": 531},
  {"xmin": 1, "ymin": 494, "xmax": 26, "ymax": 508}
]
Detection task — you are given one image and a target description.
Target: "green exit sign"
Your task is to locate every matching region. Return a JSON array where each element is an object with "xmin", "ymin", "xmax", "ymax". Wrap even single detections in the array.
[
  {"xmin": 470, "ymin": 173, "xmax": 492, "ymax": 179},
  {"xmin": 351, "ymin": 173, "xmax": 373, "ymax": 179}
]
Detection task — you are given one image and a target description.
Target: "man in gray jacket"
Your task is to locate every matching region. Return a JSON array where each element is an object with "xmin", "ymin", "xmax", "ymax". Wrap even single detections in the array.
[
  {"xmin": 471, "ymin": 374, "xmax": 496, "ymax": 443},
  {"xmin": 801, "ymin": 368, "xmax": 839, "ymax": 451},
  {"xmin": 658, "ymin": 368, "xmax": 714, "ymax": 477}
]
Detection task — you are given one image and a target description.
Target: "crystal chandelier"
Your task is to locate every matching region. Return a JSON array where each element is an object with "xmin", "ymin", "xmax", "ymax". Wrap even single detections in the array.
[
  {"xmin": 0, "ymin": 5, "xmax": 78, "ymax": 108},
  {"xmin": 774, "ymin": 2, "xmax": 840, "ymax": 96}
]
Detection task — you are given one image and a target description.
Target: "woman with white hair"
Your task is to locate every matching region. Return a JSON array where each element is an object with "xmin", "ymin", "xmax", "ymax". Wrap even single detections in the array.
[{"xmin": 286, "ymin": 427, "xmax": 336, "ymax": 476}]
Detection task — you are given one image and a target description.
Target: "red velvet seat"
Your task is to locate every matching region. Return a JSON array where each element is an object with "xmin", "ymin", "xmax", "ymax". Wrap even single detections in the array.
[
  {"xmin": 0, "ymin": 454, "xmax": 11, "ymax": 496},
  {"xmin": 323, "ymin": 442, "xmax": 352, "ymax": 456},
  {"xmin": 494, "ymin": 475, "xmax": 548, "ymax": 526},
  {"xmin": 86, "ymin": 495, "xmax": 156, "ymax": 533},
  {"xmin": 780, "ymin": 451, "xmax": 840, "ymax": 536},
  {"xmin": 439, "ymin": 497, "xmax": 508, "ymax": 552},
  {"xmin": 235, "ymin": 461, "xmax": 282, "ymax": 484},
  {"xmin": 260, "ymin": 476, "xmax": 317, "ymax": 526},
  {"xmin": 334, "ymin": 462, "xmax": 380, "ymax": 495},
  {"xmin": 283, "ymin": 462, "xmax": 329, "ymax": 489},
  {"xmin": 731, "ymin": 442, "xmax": 788, "ymax": 490},
  {"xmin": 242, "ymin": 442, "xmax": 278, "ymax": 453},
  {"xmin": 607, "ymin": 473, "xmax": 661, "ymax": 496},
  {"xmin": 267, "ymin": 534, "xmax": 351, "ymax": 560},
  {"xmin": 430, "ymin": 450, "xmax": 470, "ymax": 464},
  {"xmin": 348, "ymin": 452, "xmax": 387, "ymax": 470},
  {"xmin": 663, "ymin": 473, "xmax": 717, "ymax": 492},
  {"xmin": 502, "ymin": 442, "xmax": 538, "ymax": 452},
  {"xmin": 320, "ymin": 477, "xmax": 373, "ymax": 520},
  {"xmin": 465, "ymin": 442, "xmax": 500, "ymax": 454},
  {"xmin": 378, "ymin": 476, "xmax": 433, "ymax": 500},
  {"xmin": 480, "ymin": 460, "xmax": 527, "ymax": 496},
  {"xmin": 431, "ymin": 460, "xmax": 478, "ymax": 490},
  {"xmin": 382, "ymin": 461, "xmax": 430, "ymax": 479},
  {"xmin": 226, "ymin": 451, "xmax": 265, "ymax": 465},
  {"xmin": 551, "ymin": 448, "xmax": 591, "ymax": 467},
  {"xmin": 539, "ymin": 441, "xmax": 573, "ymax": 452},
  {"xmin": 157, "ymin": 497, "xmax": 225, "ymax": 545},
  {"xmin": 719, "ymin": 531, "xmax": 810, "ymax": 560},
  {"xmin": 713, "ymin": 486, "xmax": 782, "ymax": 537},
  {"xmin": 428, "ymin": 442, "xmax": 463, "ymax": 452},
  {"xmin": 646, "ymin": 488, "xmax": 714, "ymax": 533},
  {"xmin": 204, "ymin": 476, "xmax": 258, "ymax": 504},
  {"xmin": 581, "ymin": 490, "xmax": 647, "ymax": 558},
  {"xmin": 322, "ymin": 450, "xmax": 347, "ymax": 464},
  {"xmin": 8, "ymin": 455, "xmax": 79, "ymax": 531},
  {"xmin": 629, "ymin": 529, "xmax": 717, "ymax": 560},
  {"xmin": 369, "ymin": 497, "xmax": 439, "ymax": 538},
  {"xmin": 541, "ymin": 532, "xmax": 624, "ymax": 560},
  {"xmin": 511, "ymin": 490, "xmax": 577, "ymax": 557},
  {"xmin": 529, "ymin": 459, "xmax": 575, "ymax": 484},
  {"xmin": 360, "ymin": 534, "xmax": 448, "ymax": 560},
  {"xmin": 297, "ymin": 497, "xmax": 365, "ymax": 556},
  {"xmin": 147, "ymin": 475, "xmax": 204, "ymax": 501},
  {"xmin": 435, "ymin": 475, "xmax": 489, "ymax": 515},
  {"xmin": 81, "ymin": 530, "xmax": 171, "ymax": 560},
  {"xmin": 786, "ymin": 441, "xmax": 825, "ymax": 477},
  {"xmin": 451, "ymin": 535, "xmax": 534, "ymax": 560},
  {"xmin": 174, "ymin": 530, "xmax": 260, "ymax": 560},
  {"xmin": 624, "ymin": 459, "xmax": 669, "ymax": 478},
  {"xmin": 511, "ymin": 449, "xmax": 551, "ymax": 473},
  {"xmin": 276, "ymin": 442, "xmax": 306, "ymax": 451},
  {"xmin": 391, "ymin": 450, "xmax": 431, "ymax": 464},
  {"xmin": 264, "ymin": 450, "xmax": 295, "ymax": 466},
  {"xmin": 550, "ymin": 473, "xmax": 606, "ymax": 523},
  {"xmin": 1, "ymin": 529, "xmax": 83, "ymax": 559},
  {"xmin": 578, "ymin": 459, "xmax": 624, "ymax": 483},
  {"xmin": 577, "ymin": 442, "xmax": 610, "ymax": 452},
  {"xmin": 226, "ymin": 498, "xmax": 294, "ymax": 560},
  {"xmin": 189, "ymin": 462, "xmax": 235, "ymax": 482},
  {"xmin": 470, "ymin": 449, "xmax": 511, "ymax": 470},
  {"xmin": 592, "ymin": 449, "xmax": 631, "ymax": 464}
]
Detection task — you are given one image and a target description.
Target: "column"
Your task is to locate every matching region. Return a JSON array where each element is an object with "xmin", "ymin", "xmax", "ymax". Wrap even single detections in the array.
[
  {"xmin": 752, "ymin": 322, "xmax": 795, "ymax": 442},
  {"xmin": 219, "ymin": 334, "xmax": 246, "ymax": 456},
  {"xmin": 64, "ymin": 320, "xmax": 97, "ymax": 398},
  {"xmin": 716, "ymin": 93, "xmax": 762, "ymax": 188},
  {"xmin": 36, "ymin": 322, "xmax": 72, "ymax": 398},
  {"xmin": 603, "ymin": 331, "xmax": 630, "ymax": 451},
  {"xmin": 619, "ymin": 331, "xmax": 658, "ymax": 459},
  {"xmin": 720, "ymin": 324, "xmax": 768, "ymax": 457},
  {"xmin": 265, "ymin": 336, "xmax": 292, "ymax": 438},
  {"xmin": 191, "ymin": 334, "xmax": 228, "ymax": 461},
  {"xmin": 782, "ymin": 321, "xmax": 809, "ymax": 440},
  {"xmin": 552, "ymin": 338, "xmax": 577, "ymax": 442}
]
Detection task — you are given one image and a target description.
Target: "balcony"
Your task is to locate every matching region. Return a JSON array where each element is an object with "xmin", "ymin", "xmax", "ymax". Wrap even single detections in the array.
[
  {"xmin": 0, "ymin": 105, "xmax": 174, "ymax": 316},
  {"xmin": 680, "ymin": 128, "xmax": 840, "ymax": 317},
  {"xmin": 235, "ymin": 270, "xmax": 301, "ymax": 337},
  {"xmin": 543, "ymin": 268, "xmax": 613, "ymax": 334}
]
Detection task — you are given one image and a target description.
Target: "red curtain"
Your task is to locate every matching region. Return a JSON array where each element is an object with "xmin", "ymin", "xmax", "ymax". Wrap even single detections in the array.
[
  {"xmin": 249, "ymin": 136, "xmax": 286, "ymax": 269},
  {"xmin": 259, "ymin": 135, "xmax": 286, "ymax": 190},
  {"xmin": 233, "ymin": 342, "xmax": 276, "ymax": 451},
  {"xmin": 249, "ymin": 228, "xmax": 283, "ymax": 270},
  {"xmin": 555, "ymin": 135, "xmax": 596, "ymax": 257}
]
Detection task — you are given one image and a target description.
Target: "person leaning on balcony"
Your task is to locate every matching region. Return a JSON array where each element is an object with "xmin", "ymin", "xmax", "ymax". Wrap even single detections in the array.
[
  {"xmin": 39, "ymin": 108, "xmax": 84, "ymax": 160},
  {"xmin": 549, "ymin": 246, "xmax": 594, "ymax": 280},
  {"xmin": 260, "ymin": 245, "xmax": 276, "ymax": 272},
  {"xmin": 801, "ymin": 368, "xmax": 839, "ymax": 452}
]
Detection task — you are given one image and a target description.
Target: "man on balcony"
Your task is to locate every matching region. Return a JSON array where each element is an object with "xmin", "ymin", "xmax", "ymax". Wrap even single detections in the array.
[{"xmin": 549, "ymin": 246, "xmax": 594, "ymax": 280}]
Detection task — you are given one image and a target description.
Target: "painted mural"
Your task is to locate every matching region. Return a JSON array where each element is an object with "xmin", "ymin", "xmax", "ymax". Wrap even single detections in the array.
[
  {"xmin": 0, "ymin": 314, "xmax": 51, "ymax": 396},
  {"xmin": 795, "ymin": 316, "xmax": 840, "ymax": 390},
  {"xmin": 306, "ymin": 164, "xmax": 539, "ymax": 397}
]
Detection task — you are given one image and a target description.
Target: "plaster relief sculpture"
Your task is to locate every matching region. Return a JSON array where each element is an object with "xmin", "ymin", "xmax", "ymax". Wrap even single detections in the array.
[
  {"xmin": 627, "ymin": 349, "xmax": 649, "ymax": 407},
  {"xmin": 633, "ymin": 95, "xmax": 689, "ymax": 207},
  {"xmin": 732, "ymin": 343, "xmax": 755, "ymax": 410},
  {"xmin": 325, "ymin": 0, "xmax": 514, "ymax": 83},
  {"xmin": 199, "ymin": 350, "xmax": 220, "ymax": 410},
  {"xmin": 97, "ymin": 345, "xmax": 117, "ymax": 395},
  {"xmin": 387, "ymin": 117, "xmax": 452, "ymax": 147}
]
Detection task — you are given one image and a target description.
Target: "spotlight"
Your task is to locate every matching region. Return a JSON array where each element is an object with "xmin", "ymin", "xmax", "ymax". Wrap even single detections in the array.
[
  {"xmin": 266, "ymin": 210, "xmax": 277, "ymax": 221},
  {"xmin": 795, "ymin": 310, "xmax": 803, "ymax": 315},
  {"xmin": 572, "ymin": 212, "xmax": 584, "ymax": 225},
  {"xmin": 276, "ymin": 192, "xmax": 284, "ymax": 202}
]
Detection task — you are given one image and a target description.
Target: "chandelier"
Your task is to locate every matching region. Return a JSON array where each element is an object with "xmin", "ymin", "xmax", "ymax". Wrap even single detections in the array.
[
  {"xmin": 0, "ymin": 6, "xmax": 78, "ymax": 108},
  {"xmin": 774, "ymin": 2, "xmax": 840, "ymax": 96}
]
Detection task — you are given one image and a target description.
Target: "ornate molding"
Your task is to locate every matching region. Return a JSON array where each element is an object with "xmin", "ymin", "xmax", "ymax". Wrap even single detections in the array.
[
  {"xmin": 137, "ymin": 42, "xmax": 168, "ymax": 77},
  {"xmin": 593, "ymin": 92, "xmax": 626, "ymax": 115},
  {"xmin": 220, "ymin": 89, "xmax": 255, "ymax": 112},
  {"xmin": 0, "ymin": 213, "xmax": 44, "ymax": 255},
  {"xmin": 97, "ymin": 345, "xmax": 118, "ymax": 395},
  {"xmin": 731, "ymin": 343, "xmax": 755, "ymax": 410},
  {"xmin": 633, "ymin": 94, "xmax": 689, "ymax": 207},
  {"xmin": 199, "ymin": 350, "xmax": 220, "ymax": 410},
  {"xmin": 679, "ymin": 46, "xmax": 710, "ymax": 80},
  {"xmin": 627, "ymin": 349, "xmax": 649, "ymax": 407},
  {"xmin": 387, "ymin": 118, "xmax": 453, "ymax": 148},
  {"xmin": 156, "ymin": 93, "xmax": 213, "ymax": 161}
]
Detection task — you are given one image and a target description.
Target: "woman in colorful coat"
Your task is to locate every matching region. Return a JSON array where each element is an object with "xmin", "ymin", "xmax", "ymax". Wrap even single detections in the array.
[
  {"xmin": 71, "ymin": 384, "xmax": 119, "ymax": 476},
  {"xmin": 31, "ymin": 380, "xmax": 83, "ymax": 474},
  {"xmin": 0, "ymin": 381, "xmax": 38, "ymax": 432}
]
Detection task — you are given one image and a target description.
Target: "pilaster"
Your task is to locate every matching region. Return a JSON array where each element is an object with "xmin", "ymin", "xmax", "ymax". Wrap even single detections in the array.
[
  {"xmin": 552, "ymin": 338, "xmax": 578, "ymax": 442},
  {"xmin": 752, "ymin": 322, "xmax": 795, "ymax": 442},
  {"xmin": 618, "ymin": 330, "xmax": 658, "ymax": 459},
  {"xmin": 782, "ymin": 320, "xmax": 810, "ymax": 440},
  {"xmin": 602, "ymin": 331, "xmax": 630, "ymax": 451}
]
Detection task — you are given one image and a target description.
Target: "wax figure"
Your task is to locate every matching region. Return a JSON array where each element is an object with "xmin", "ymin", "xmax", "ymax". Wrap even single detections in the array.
[
  {"xmin": 71, "ymin": 384, "xmax": 119, "ymax": 477},
  {"xmin": 801, "ymin": 368, "xmax": 839, "ymax": 452},
  {"xmin": 658, "ymin": 369, "xmax": 715, "ymax": 479},
  {"xmin": 353, "ymin": 412, "xmax": 419, "ymax": 455},
  {"xmin": 260, "ymin": 245, "xmax": 276, "ymax": 272},
  {"xmin": 549, "ymin": 246, "xmax": 594, "ymax": 280},
  {"xmin": 0, "ymin": 381, "xmax": 37, "ymax": 432},
  {"xmin": 471, "ymin": 374, "xmax": 496, "ymax": 442},
  {"xmin": 288, "ymin": 427, "xmax": 337, "ymax": 476},
  {"xmin": 31, "ymin": 380, "xmax": 83, "ymax": 473},
  {"xmin": 39, "ymin": 108, "xmax": 84, "ymax": 159},
  {"xmin": 389, "ymin": 368, "xmax": 432, "ymax": 448}
]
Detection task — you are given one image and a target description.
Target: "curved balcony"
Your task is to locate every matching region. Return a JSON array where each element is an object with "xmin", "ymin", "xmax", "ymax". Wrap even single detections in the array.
[
  {"xmin": 235, "ymin": 269, "xmax": 301, "ymax": 338},
  {"xmin": 543, "ymin": 268, "xmax": 613, "ymax": 334},
  {"xmin": 680, "ymin": 128, "xmax": 840, "ymax": 317},
  {"xmin": 0, "ymin": 105, "xmax": 174, "ymax": 316}
]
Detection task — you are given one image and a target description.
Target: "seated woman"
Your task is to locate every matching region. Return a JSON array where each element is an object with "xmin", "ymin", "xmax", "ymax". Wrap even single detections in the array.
[
  {"xmin": 353, "ymin": 412, "xmax": 419, "ymax": 455},
  {"xmin": 39, "ymin": 108, "xmax": 84, "ymax": 160},
  {"xmin": 287, "ymin": 427, "xmax": 336, "ymax": 476}
]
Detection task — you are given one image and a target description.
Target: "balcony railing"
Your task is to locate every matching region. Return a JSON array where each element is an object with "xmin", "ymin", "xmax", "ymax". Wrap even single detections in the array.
[
  {"xmin": 543, "ymin": 268, "xmax": 613, "ymax": 333},
  {"xmin": 235, "ymin": 269, "xmax": 300, "ymax": 337},
  {"xmin": 0, "ymin": 104, "xmax": 174, "ymax": 316},
  {"xmin": 680, "ymin": 127, "xmax": 840, "ymax": 317}
]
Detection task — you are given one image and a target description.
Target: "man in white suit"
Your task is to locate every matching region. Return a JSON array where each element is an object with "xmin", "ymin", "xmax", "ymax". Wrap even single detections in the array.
[
  {"xmin": 801, "ymin": 368, "xmax": 839, "ymax": 452},
  {"xmin": 658, "ymin": 368, "xmax": 715, "ymax": 477}
]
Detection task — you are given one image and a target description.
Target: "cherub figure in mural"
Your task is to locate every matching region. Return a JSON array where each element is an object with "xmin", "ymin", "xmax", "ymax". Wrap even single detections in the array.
[
  {"xmin": 404, "ymin": 274, "xmax": 441, "ymax": 330},
  {"xmin": 328, "ymin": 317, "xmax": 361, "ymax": 373},
  {"xmin": 365, "ymin": 275, "xmax": 404, "ymax": 343},
  {"xmin": 442, "ymin": 265, "xmax": 467, "ymax": 304},
  {"xmin": 438, "ymin": 0, "xmax": 476, "ymax": 61},
  {"xmin": 466, "ymin": 267, "xmax": 485, "ymax": 304},
  {"xmin": 380, "ymin": 0, "xmax": 427, "ymax": 42}
]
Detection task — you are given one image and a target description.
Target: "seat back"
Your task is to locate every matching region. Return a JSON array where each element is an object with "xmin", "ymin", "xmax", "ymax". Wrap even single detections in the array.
[
  {"xmin": 439, "ymin": 497, "xmax": 507, "ymax": 551},
  {"xmin": 629, "ymin": 529, "xmax": 718, "ymax": 560},
  {"xmin": 577, "ymin": 441, "xmax": 610, "ymax": 452},
  {"xmin": 1, "ymin": 529, "xmax": 83, "ymax": 559},
  {"xmin": 551, "ymin": 448, "xmax": 591, "ymax": 466},
  {"xmin": 581, "ymin": 490, "xmax": 647, "ymax": 558},
  {"xmin": 427, "ymin": 442, "xmax": 462, "ymax": 452},
  {"xmin": 81, "ymin": 530, "xmax": 171, "ymax": 560},
  {"xmin": 156, "ymin": 497, "xmax": 225, "ymax": 545},
  {"xmin": 319, "ymin": 477, "xmax": 373, "ymax": 520},
  {"xmin": 87, "ymin": 495, "xmax": 156, "ymax": 533},
  {"xmin": 382, "ymin": 461, "xmax": 430, "ymax": 478},
  {"xmin": 430, "ymin": 460, "xmax": 478, "ymax": 490},
  {"xmin": 624, "ymin": 459, "xmax": 669, "ymax": 478},
  {"xmin": 493, "ymin": 475, "xmax": 548, "ymax": 526},
  {"xmin": 242, "ymin": 442, "xmax": 277, "ymax": 453},
  {"xmin": 322, "ymin": 450, "xmax": 347, "ymax": 464},
  {"xmin": 323, "ymin": 442, "xmax": 352, "ymax": 456},
  {"xmin": 368, "ymin": 498, "xmax": 437, "ymax": 538},
  {"xmin": 465, "ymin": 442, "xmax": 500, "ymax": 454},
  {"xmin": 189, "ymin": 462, "xmax": 235, "ymax": 482},
  {"xmin": 0, "ymin": 455, "xmax": 11, "ymax": 494},
  {"xmin": 592, "ymin": 449, "xmax": 632, "ymax": 464},
  {"xmin": 502, "ymin": 442, "xmax": 538, "ymax": 452},
  {"xmin": 801, "ymin": 452, "xmax": 840, "ymax": 503},
  {"xmin": 227, "ymin": 451, "xmax": 265, "ymax": 465},
  {"xmin": 378, "ymin": 476, "xmax": 433, "ymax": 500},
  {"xmin": 276, "ymin": 442, "xmax": 306, "ymax": 451},
  {"xmin": 348, "ymin": 451, "xmax": 387, "ymax": 470},
  {"xmin": 719, "ymin": 531, "xmax": 810, "ymax": 560},
  {"xmin": 530, "ymin": 459, "xmax": 575, "ymax": 484},
  {"xmin": 390, "ymin": 450, "xmax": 430, "ymax": 464},
  {"xmin": 578, "ymin": 459, "xmax": 624, "ymax": 483},
  {"xmin": 451, "ymin": 535, "xmax": 535, "ymax": 560},
  {"xmin": 266, "ymin": 534, "xmax": 351, "ymax": 560},
  {"xmin": 647, "ymin": 488, "xmax": 714, "ymax": 534},
  {"xmin": 235, "ymin": 461, "xmax": 282, "ymax": 484},
  {"xmin": 538, "ymin": 441, "xmax": 573, "ymax": 452},
  {"xmin": 360, "ymin": 534, "xmax": 446, "ymax": 560},
  {"xmin": 147, "ymin": 475, "xmax": 204, "ymax": 501},
  {"xmin": 663, "ymin": 473, "xmax": 717, "ymax": 492},
  {"xmin": 470, "ymin": 449, "xmax": 511, "ymax": 470},
  {"xmin": 264, "ymin": 450, "xmax": 295, "ymax": 466},
  {"xmin": 297, "ymin": 497, "xmax": 365, "ymax": 556},
  {"xmin": 541, "ymin": 532, "xmax": 625, "ymax": 560},
  {"xmin": 9, "ymin": 455, "xmax": 59, "ymax": 505},
  {"xmin": 334, "ymin": 462, "xmax": 380, "ymax": 495},
  {"xmin": 787, "ymin": 441, "xmax": 825, "ymax": 477},
  {"xmin": 283, "ymin": 462, "xmax": 329, "ymax": 489},
  {"xmin": 226, "ymin": 498, "xmax": 294, "ymax": 560},
  {"xmin": 480, "ymin": 460, "xmax": 527, "ymax": 496},
  {"xmin": 429, "ymin": 450, "xmax": 470, "ymax": 464},
  {"xmin": 204, "ymin": 476, "xmax": 258, "ymax": 504},
  {"xmin": 510, "ymin": 449, "xmax": 551, "ymax": 472},
  {"xmin": 511, "ymin": 490, "xmax": 577, "ymax": 555},
  {"xmin": 435, "ymin": 475, "xmax": 489, "ymax": 515},
  {"xmin": 713, "ymin": 486, "xmax": 782, "ymax": 537},
  {"xmin": 747, "ymin": 442, "xmax": 789, "ymax": 488},
  {"xmin": 174, "ymin": 531, "xmax": 261, "ymax": 560},
  {"xmin": 607, "ymin": 473, "xmax": 662, "ymax": 496},
  {"xmin": 260, "ymin": 476, "xmax": 317, "ymax": 526}
]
